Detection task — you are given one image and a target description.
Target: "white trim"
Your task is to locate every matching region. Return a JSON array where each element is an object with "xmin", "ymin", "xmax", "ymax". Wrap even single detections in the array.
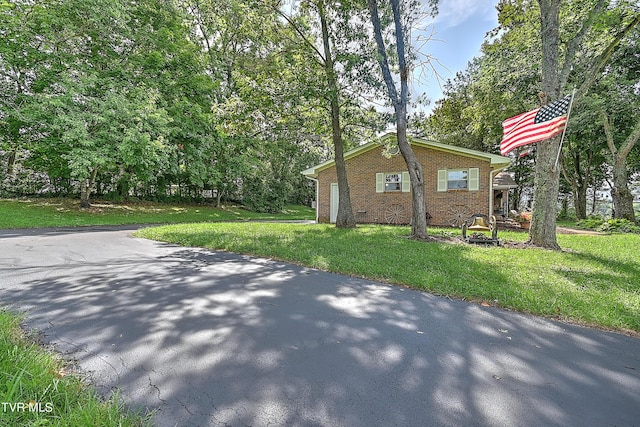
[
  {"xmin": 401, "ymin": 171, "xmax": 410, "ymax": 192},
  {"xmin": 437, "ymin": 170, "xmax": 448, "ymax": 192},
  {"xmin": 376, "ymin": 173, "xmax": 385, "ymax": 193},
  {"xmin": 330, "ymin": 183, "xmax": 339, "ymax": 224},
  {"xmin": 468, "ymin": 168, "xmax": 479, "ymax": 191},
  {"xmin": 307, "ymin": 176, "xmax": 319, "ymax": 222},
  {"xmin": 489, "ymin": 170, "xmax": 496, "ymax": 217}
]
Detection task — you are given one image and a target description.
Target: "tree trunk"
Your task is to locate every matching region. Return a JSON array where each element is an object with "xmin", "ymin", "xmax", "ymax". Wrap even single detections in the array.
[
  {"xmin": 532, "ymin": 0, "xmax": 639, "ymax": 246},
  {"xmin": 332, "ymin": 113, "xmax": 356, "ymax": 228},
  {"xmin": 80, "ymin": 168, "xmax": 98, "ymax": 209},
  {"xmin": 368, "ymin": 0, "xmax": 427, "ymax": 238},
  {"xmin": 530, "ymin": 0, "xmax": 561, "ymax": 249},
  {"xmin": 80, "ymin": 180, "xmax": 91, "ymax": 208},
  {"xmin": 529, "ymin": 133, "xmax": 561, "ymax": 250},
  {"xmin": 319, "ymin": 1, "xmax": 355, "ymax": 229},
  {"xmin": 6, "ymin": 150, "xmax": 16, "ymax": 177},
  {"xmin": 392, "ymin": 0, "xmax": 426, "ymax": 239},
  {"xmin": 396, "ymin": 104, "xmax": 427, "ymax": 238},
  {"xmin": 590, "ymin": 186, "xmax": 598, "ymax": 215},
  {"xmin": 611, "ymin": 158, "xmax": 636, "ymax": 222},
  {"xmin": 602, "ymin": 112, "xmax": 639, "ymax": 222},
  {"xmin": 561, "ymin": 149, "xmax": 590, "ymax": 220},
  {"xmin": 574, "ymin": 184, "xmax": 588, "ymax": 220},
  {"xmin": 564, "ymin": 168, "xmax": 588, "ymax": 220}
]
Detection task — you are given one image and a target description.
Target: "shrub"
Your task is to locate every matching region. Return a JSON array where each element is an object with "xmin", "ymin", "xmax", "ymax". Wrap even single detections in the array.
[
  {"xmin": 576, "ymin": 215, "xmax": 605, "ymax": 230},
  {"xmin": 242, "ymin": 176, "xmax": 289, "ymax": 213},
  {"xmin": 577, "ymin": 216, "xmax": 640, "ymax": 233},
  {"xmin": 598, "ymin": 218, "xmax": 640, "ymax": 233}
]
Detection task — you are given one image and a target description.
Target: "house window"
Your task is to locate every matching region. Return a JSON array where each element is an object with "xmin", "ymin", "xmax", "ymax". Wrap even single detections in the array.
[
  {"xmin": 438, "ymin": 168, "xmax": 479, "ymax": 192},
  {"xmin": 448, "ymin": 170, "xmax": 468, "ymax": 190},
  {"xmin": 385, "ymin": 173, "xmax": 402, "ymax": 191},
  {"xmin": 376, "ymin": 172, "xmax": 410, "ymax": 193}
]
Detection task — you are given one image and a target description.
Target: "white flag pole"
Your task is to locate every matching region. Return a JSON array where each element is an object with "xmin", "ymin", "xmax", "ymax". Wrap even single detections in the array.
[{"xmin": 553, "ymin": 87, "xmax": 577, "ymax": 172}]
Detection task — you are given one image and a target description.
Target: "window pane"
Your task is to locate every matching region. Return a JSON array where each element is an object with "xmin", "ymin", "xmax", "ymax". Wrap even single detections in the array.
[
  {"xmin": 385, "ymin": 173, "xmax": 401, "ymax": 191},
  {"xmin": 448, "ymin": 170, "xmax": 468, "ymax": 189},
  {"xmin": 448, "ymin": 170, "xmax": 467, "ymax": 181},
  {"xmin": 449, "ymin": 180, "xmax": 468, "ymax": 189}
]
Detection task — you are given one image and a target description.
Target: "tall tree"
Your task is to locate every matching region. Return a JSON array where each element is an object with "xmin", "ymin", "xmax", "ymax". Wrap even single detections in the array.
[
  {"xmin": 602, "ymin": 115, "xmax": 640, "ymax": 222},
  {"xmin": 180, "ymin": 0, "xmax": 327, "ymax": 210},
  {"xmin": 594, "ymin": 29, "xmax": 640, "ymax": 222},
  {"xmin": 1, "ymin": 0, "xmax": 219, "ymax": 204},
  {"xmin": 0, "ymin": 0, "xmax": 60, "ymax": 190},
  {"xmin": 39, "ymin": 3, "xmax": 178, "ymax": 206},
  {"xmin": 530, "ymin": 0, "xmax": 639, "ymax": 248},
  {"xmin": 179, "ymin": 0, "xmax": 270, "ymax": 203},
  {"xmin": 1, "ymin": 0, "xmax": 325, "ymax": 208},
  {"xmin": 317, "ymin": 0, "xmax": 356, "ymax": 227},
  {"xmin": 367, "ymin": 0, "xmax": 437, "ymax": 239},
  {"xmin": 558, "ymin": 101, "xmax": 607, "ymax": 220},
  {"xmin": 276, "ymin": 0, "xmax": 384, "ymax": 228}
]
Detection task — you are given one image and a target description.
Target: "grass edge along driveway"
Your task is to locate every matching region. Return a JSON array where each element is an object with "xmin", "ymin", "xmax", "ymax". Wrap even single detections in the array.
[
  {"xmin": 135, "ymin": 222, "xmax": 640, "ymax": 335},
  {"xmin": 0, "ymin": 309, "xmax": 151, "ymax": 426},
  {"xmin": 0, "ymin": 198, "xmax": 315, "ymax": 229}
]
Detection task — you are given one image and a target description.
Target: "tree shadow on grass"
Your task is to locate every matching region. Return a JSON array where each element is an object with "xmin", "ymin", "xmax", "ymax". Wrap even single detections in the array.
[
  {"xmin": 549, "ymin": 246, "xmax": 640, "ymax": 331},
  {"xmin": 1, "ymin": 231, "xmax": 640, "ymax": 426}
]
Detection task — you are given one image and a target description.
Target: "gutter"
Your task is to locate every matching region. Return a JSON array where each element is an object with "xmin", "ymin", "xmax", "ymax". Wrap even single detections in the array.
[{"xmin": 304, "ymin": 175, "xmax": 319, "ymax": 223}]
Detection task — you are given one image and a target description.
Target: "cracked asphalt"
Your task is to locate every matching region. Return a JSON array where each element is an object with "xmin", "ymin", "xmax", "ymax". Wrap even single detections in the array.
[{"xmin": 1, "ymin": 226, "xmax": 639, "ymax": 426}]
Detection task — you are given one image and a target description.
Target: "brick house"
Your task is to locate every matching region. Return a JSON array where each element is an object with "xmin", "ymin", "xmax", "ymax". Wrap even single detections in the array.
[{"xmin": 302, "ymin": 134, "xmax": 515, "ymax": 227}]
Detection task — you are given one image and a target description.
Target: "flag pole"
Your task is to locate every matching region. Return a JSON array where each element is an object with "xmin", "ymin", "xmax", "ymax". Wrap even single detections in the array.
[{"xmin": 553, "ymin": 87, "xmax": 577, "ymax": 172}]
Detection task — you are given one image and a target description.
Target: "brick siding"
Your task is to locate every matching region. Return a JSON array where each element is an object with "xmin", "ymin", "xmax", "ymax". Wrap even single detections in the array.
[{"xmin": 316, "ymin": 144, "xmax": 494, "ymax": 226}]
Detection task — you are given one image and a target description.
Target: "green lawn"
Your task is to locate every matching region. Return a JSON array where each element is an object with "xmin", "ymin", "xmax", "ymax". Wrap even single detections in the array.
[
  {"xmin": 136, "ymin": 223, "xmax": 640, "ymax": 334},
  {"xmin": 0, "ymin": 309, "xmax": 150, "ymax": 426},
  {"xmin": 2, "ymin": 199, "xmax": 638, "ymax": 426},
  {"xmin": 0, "ymin": 198, "xmax": 315, "ymax": 229}
]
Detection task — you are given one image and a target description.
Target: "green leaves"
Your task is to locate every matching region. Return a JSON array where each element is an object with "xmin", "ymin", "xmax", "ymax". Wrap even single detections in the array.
[{"xmin": 0, "ymin": 0, "xmax": 382, "ymax": 210}]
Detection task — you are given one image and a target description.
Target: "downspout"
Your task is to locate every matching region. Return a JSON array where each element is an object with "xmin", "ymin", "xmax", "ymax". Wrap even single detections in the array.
[
  {"xmin": 305, "ymin": 176, "xmax": 319, "ymax": 223},
  {"xmin": 489, "ymin": 170, "xmax": 496, "ymax": 217}
]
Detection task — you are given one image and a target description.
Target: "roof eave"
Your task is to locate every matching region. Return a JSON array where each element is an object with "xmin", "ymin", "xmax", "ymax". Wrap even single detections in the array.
[
  {"xmin": 301, "ymin": 167, "xmax": 317, "ymax": 178},
  {"xmin": 301, "ymin": 133, "xmax": 513, "ymax": 175}
]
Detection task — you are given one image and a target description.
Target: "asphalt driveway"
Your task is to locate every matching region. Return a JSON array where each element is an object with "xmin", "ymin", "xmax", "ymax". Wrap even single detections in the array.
[{"xmin": 1, "ymin": 226, "xmax": 639, "ymax": 426}]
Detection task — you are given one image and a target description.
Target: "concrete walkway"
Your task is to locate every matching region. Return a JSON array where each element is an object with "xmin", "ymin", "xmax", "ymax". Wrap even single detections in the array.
[{"xmin": 1, "ymin": 227, "xmax": 639, "ymax": 426}]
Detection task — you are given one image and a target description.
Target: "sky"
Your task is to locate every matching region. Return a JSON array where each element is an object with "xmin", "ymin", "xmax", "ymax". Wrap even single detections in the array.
[{"xmin": 412, "ymin": 0, "xmax": 500, "ymax": 112}]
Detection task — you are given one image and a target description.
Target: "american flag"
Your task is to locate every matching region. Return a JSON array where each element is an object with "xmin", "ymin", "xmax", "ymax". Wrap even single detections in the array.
[{"xmin": 500, "ymin": 95, "xmax": 572, "ymax": 156}]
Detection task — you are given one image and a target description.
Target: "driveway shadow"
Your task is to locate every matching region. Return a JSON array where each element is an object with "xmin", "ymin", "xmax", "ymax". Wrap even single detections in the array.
[{"xmin": 2, "ymin": 235, "xmax": 639, "ymax": 426}]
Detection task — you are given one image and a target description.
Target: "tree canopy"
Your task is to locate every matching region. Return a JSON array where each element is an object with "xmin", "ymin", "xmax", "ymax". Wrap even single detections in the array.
[
  {"xmin": 1, "ymin": 0, "xmax": 637, "ymax": 233},
  {"xmin": 0, "ymin": 0, "xmax": 347, "ymax": 211},
  {"xmin": 418, "ymin": 0, "xmax": 640, "ymax": 243}
]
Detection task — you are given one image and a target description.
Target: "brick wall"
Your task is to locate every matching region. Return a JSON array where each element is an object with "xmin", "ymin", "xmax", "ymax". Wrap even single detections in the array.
[{"xmin": 316, "ymin": 144, "xmax": 494, "ymax": 227}]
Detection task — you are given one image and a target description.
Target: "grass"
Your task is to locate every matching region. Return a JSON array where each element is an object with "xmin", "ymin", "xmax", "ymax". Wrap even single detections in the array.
[
  {"xmin": 135, "ymin": 223, "xmax": 640, "ymax": 334},
  {"xmin": 1, "ymin": 198, "xmax": 636, "ymax": 425},
  {"xmin": 0, "ymin": 198, "xmax": 315, "ymax": 229},
  {"xmin": 0, "ymin": 309, "xmax": 150, "ymax": 426}
]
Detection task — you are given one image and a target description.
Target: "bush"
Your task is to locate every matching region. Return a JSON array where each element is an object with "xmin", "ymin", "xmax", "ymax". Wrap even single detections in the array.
[
  {"xmin": 576, "ymin": 216, "xmax": 605, "ymax": 230},
  {"xmin": 242, "ymin": 177, "xmax": 289, "ymax": 214},
  {"xmin": 598, "ymin": 218, "xmax": 640, "ymax": 233},
  {"xmin": 577, "ymin": 216, "xmax": 640, "ymax": 233}
]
